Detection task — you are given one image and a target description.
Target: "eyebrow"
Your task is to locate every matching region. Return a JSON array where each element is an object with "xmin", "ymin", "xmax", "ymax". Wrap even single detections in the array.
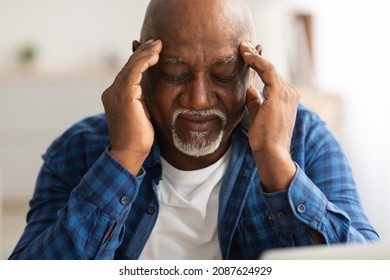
[
  {"xmin": 159, "ymin": 55, "xmax": 240, "ymax": 65},
  {"xmin": 159, "ymin": 55, "xmax": 186, "ymax": 65},
  {"xmin": 214, "ymin": 55, "xmax": 239, "ymax": 65}
]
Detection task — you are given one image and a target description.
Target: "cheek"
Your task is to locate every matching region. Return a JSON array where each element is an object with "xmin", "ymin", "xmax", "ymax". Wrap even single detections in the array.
[
  {"xmin": 231, "ymin": 79, "xmax": 248, "ymax": 107},
  {"xmin": 235, "ymin": 81, "xmax": 247, "ymax": 101},
  {"xmin": 232, "ymin": 68, "xmax": 251, "ymax": 102},
  {"xmin": 144, "ymin": 91, "xmax": 166, "ymax": 122},
  {"xmin": 225, "ymin": 77, "xmax": 249, "ymax": 124},
  {"xmin": 142, "ymin": 79, "xmax": 178, "ymax": 126},
  {"xmin": 141, "ymin": 76, "xmax": 162, "ymax": 119}
]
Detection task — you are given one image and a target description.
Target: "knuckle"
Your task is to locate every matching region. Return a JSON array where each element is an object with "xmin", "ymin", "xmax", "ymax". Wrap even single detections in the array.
[
  {"xmin": 101, "ymin": 88, "xmax": 110, "ymax": 103},
  {"xmin": 266, "ymin": 62, "xmax": 276, "ymax": 72}
]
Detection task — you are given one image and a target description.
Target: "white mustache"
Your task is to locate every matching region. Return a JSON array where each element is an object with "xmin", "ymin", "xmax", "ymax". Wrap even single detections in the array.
[{"xmin": 172, "ymin": 108, "xmax": 227, "ymax": 127}]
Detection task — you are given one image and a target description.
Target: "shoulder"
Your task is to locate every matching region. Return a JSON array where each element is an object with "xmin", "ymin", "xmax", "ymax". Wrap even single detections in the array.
[
  {"xmin": 292, "ymin": 104, "xmax": 344, "ymax": 167},
  {"xmin": 62, "ymin": 113, "xmax": 108, "ymax": 139},
  {"xmin": 42, "ymin": 113, "xmax": 110, "ymax": 175},
  {"xmin": 295, "ymin": 104, "xmax": 325, "ymax": 129},
  {"xmin": 292, "ymin": 103, "xmax": 335, "ymax": 143},
  {"xmin": 47, "ymin": 113, "xmax": 108, "ymax": 152}
]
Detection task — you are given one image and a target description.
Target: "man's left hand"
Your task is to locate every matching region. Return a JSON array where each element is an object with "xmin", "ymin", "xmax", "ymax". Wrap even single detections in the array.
[{"xmin": 240, "ymin": 42, "xmax": 300, "ymax": 192}]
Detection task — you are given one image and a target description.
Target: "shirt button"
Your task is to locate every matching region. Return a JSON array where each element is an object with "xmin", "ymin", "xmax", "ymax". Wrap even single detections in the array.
[
  {"xmin": 297, "ymin": 203, "xmax": 306, "ymax": 213},
  {"xmin": 277, "ymin": 212, "xmax": 285, "ymax": 218},
  {"xmin": 120, "ymin": 196, "xmax": 130, "ymax": 205},
  {"xmin": 267, "ymin": 214, "xmax": 273, "ymax": 221},
  {"xmin": 146, "ymin": 207, "xmax": 155, "ymax": 214}
]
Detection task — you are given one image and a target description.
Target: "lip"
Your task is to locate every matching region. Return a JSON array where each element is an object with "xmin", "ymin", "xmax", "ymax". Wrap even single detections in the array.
[{"xmin": 177, "ymin": 115, "xmax": 219, "ymax": 132}]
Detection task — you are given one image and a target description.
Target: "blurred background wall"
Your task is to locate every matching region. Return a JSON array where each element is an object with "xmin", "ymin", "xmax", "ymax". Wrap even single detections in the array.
[{"xmin": 0, "ymin": 0, "xmax": 389, "ymax": 258}]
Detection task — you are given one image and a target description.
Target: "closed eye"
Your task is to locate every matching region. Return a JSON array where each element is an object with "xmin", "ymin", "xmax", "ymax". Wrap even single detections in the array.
[
  {"xmin": 211, "ymin": 74, "xmax": 237, "ymax": 84},
  {"xmin": 162, "ymin": 73, "xmax": 189, "ymax": 84}
]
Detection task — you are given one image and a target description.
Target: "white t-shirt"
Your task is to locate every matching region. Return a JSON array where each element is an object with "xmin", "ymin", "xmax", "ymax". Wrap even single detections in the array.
[{"xmin": 139, "ymin": 148, "xmax": 231, "ymax": 259}]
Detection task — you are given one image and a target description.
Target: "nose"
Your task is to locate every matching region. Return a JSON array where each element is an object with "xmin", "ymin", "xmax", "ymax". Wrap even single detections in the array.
[{"xmin": 185, "ymin": 74, "xmax": 215, "ymax": 110}]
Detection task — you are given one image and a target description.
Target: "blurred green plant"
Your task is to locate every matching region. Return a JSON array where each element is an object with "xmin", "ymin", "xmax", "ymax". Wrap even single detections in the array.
[{"xmin": 18, "ymin": 44, "xmax": 36, "ymax": 63}]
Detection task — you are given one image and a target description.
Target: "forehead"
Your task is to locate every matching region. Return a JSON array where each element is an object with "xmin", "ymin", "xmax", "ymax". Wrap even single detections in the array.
[
  {"xmin": 159, "ymin": 40, "xmax": 241, "ymax": 69},
  {"xmin": 153, "ymin": 2, "xmax": 246, "ymax": 48},
  {"xmin": 153, "ymin": 1, "xmax": 247, "ymax": 68}
]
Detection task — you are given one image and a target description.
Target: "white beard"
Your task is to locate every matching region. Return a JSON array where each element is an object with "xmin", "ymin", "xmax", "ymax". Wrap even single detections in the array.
[{"xmin": 171, "ymin": 108, "xmax": 227, "ymax": 157}]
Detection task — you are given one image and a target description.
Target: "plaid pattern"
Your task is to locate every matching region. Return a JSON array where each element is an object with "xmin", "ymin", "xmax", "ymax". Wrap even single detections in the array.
[{"xmin": 9, "ymin": 105, "xmax": 379, "ymax": 260}]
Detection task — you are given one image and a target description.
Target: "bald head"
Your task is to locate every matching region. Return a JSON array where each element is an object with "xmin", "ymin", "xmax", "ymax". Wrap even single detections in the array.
[{"xmin": 140, "ymin": 0, "xmax": 256, "ymax": 45}]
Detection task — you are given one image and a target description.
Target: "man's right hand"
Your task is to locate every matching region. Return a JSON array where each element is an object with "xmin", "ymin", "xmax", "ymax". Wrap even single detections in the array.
[{"xmin": 101, "ymin": 39, "xmax": 163, "ymax": 176}]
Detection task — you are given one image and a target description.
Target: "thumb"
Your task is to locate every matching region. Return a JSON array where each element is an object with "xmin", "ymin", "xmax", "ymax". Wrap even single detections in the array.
[{"xmin": 245, "ymin": 86, "xmax": 262, "ymax": 121}]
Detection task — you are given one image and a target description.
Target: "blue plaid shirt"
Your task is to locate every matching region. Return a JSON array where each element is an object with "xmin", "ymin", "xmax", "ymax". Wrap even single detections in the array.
[{"xmin": 9, "ymin": 105, "xmax": 379, "ymax": 259}]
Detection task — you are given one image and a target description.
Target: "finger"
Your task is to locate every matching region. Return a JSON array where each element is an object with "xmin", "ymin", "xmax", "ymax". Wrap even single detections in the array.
[
  {"xmin": 240, "ymin": 42, "xmax": 278, "ymax": 86},
  {"xmin": 113, "ymin": 40, "xmax": 161, "ymax": 84},
  {"xmin": 245, "ymin": 86, "xmax": 262, "ymax": 121},
  {"xmin": 112, "ymin": 40, "xmax": 162, "ymax": 100},
  {"xmin": 126, "ymin": 39, "xmax": 163, "ymax": 85}
]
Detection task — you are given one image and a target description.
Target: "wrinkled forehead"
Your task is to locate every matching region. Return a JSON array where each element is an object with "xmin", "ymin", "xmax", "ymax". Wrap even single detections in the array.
[
  {"xmin": 158, "ymin": 46, "xmax": 243, "ymax": 70},
  {"xmin": 158, "ymin": 36, "xmax": 242, "ymax": 70}
]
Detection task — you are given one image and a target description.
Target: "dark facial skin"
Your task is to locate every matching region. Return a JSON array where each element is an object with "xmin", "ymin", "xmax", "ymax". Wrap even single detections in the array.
[
  {"xmin": 138, "ymin": 4, "xmax": 252, "ymax": 170},
  {"xmin": 142, "ymin": 25, "xmax": 249, "ymax": 170}
]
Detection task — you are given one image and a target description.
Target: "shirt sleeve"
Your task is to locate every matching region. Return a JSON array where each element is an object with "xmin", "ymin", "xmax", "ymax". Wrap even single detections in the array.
[
  {"xmin": 8, "ymin": 148, "xmax": 145, "ymax": 259},
  {"xmin": 261, "ymin": 109, "xmax": 379, "ymax": 246}
]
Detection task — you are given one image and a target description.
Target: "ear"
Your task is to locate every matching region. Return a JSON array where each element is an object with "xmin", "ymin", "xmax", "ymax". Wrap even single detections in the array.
[
  {"xmin": 255, "ymin": 44, "xmax": 263, "ymax": 56},
  {"xmin": 132, "ymin": 40, "xmax": 141, "ymax": 53}
]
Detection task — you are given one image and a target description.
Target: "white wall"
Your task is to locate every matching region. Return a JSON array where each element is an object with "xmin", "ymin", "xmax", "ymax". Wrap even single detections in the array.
[
  {"xmin": 0, "ymin": 0, "xmax": 149, "ymax": 72},
  {"xmin": 1, "ymin": 0, "xmax": 389, "ymax": 243}
]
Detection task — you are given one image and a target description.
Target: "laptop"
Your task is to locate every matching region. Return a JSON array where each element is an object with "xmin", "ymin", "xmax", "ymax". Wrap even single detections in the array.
[{"xmin": 260, "ymin": 242, "xmax": 390, "ymax": 260}]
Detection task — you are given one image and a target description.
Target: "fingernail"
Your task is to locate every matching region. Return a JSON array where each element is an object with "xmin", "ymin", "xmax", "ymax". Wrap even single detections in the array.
[{"xmin": 146, "ymin": 39, "xmax": 154, "ymax": 44}]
